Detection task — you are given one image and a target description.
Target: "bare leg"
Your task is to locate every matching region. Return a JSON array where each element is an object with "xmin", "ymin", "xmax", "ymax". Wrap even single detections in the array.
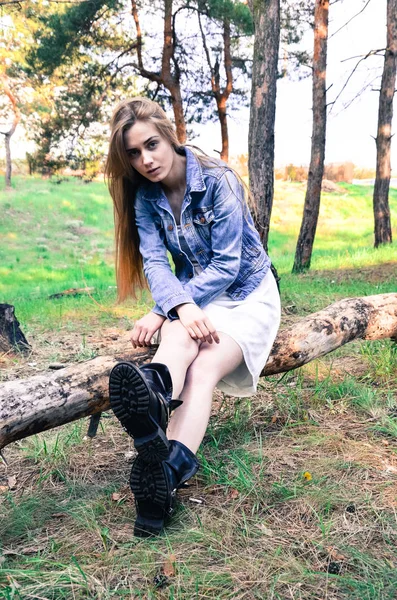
[
  {"xmin": 167, "ymin": 332, "xmax": 243, "ymax": 453},
  {"xmin": 151, "ymin": 319, "xmax": 200, "ymax": 398}
]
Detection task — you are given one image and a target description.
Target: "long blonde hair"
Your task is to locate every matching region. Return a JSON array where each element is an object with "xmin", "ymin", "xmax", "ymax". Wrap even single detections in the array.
[
  {"xmin": 105, "ymin": 97, "xmax": 184, "ymax": 302},
  {"xmin": 105, "ymin": 96, "xmax": 254, "ymax": 302}
]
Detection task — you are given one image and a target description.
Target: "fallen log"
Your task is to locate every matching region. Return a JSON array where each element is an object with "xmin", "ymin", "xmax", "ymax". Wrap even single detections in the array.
[{"xmin": 0, "ymin": 293, "xmax": 396, "ymax": 451}]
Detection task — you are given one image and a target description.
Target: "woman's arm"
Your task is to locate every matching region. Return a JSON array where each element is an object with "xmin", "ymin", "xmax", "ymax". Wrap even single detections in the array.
[
  {"xmin": 135, "ymin": 195, "xmax": 219, "ymax": 344},
  {"xmin": 182, "ymin": 170, "xmax": 244, "ymax": 306}
]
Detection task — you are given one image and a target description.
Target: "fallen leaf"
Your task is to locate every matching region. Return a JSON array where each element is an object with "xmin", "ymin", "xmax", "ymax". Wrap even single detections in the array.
[
  {"xmin": 51, "ymin": 512, "xmax": 68, "ymax": 519},
  {"xmin": 228, "ymin": 488, "xmax": 239, "ymax": 500},
  {"xmin": 326, "ymin": 546, "xmax": 346, "ymax": 562},
  {"xmin": 111, "ymin": 493, "xmax": 121, "ymax": 501},
  {"xmin": 162, "ymin": 554, "xmax": 176, "ymax": 577},
  {"xmin": 0, "ymin": 485, "xmax": 9, "ymax": 494},
  {"xmin": 7, "ymin": 476, "xmax": 17, "ymax": 489}
]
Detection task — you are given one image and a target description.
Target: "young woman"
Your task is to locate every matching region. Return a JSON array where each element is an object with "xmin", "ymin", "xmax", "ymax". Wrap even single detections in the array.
[{"xmin": 106, "ymin": 97, "xmax": 281, "ymax": 537}]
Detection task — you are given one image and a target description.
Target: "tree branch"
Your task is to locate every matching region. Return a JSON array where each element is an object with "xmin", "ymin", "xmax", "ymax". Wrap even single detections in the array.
[
  {"xmin": 329, "ymin": 48, "xmax": 385, "ymax": 113},
  {"xmin": 329, "ymin": 0, "xmax": 373, "ymax": 39}
]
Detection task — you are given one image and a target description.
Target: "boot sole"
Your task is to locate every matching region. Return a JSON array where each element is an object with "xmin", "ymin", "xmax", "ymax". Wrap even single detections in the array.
[
  {"xmin": 109, "ymin": 362, "xmax": 169, "ymax": 464},
  {"xmin": 130, "ymin": 453, "xmax": 199, "ymax": 538},
  {"xmin": 130, "ymin": 457, "xmax": 170, "ymax": 537}
]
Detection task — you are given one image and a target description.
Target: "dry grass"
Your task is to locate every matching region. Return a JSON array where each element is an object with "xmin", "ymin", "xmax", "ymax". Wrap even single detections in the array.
[
  {"xmin": 1, "ymin": 345, "xmax": 397, "ymax": 598},
  {"xmin": 1, "ymin": 178, "xmax": 397, "ymax": 598}
]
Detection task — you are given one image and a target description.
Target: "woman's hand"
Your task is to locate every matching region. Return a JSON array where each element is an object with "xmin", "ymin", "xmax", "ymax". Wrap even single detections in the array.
[
  {"xmin": 131, "ymin": 311, "xmax": 166, "ymax": 348},
  {"xmin": 176, "ymin": 303, "xmax": 220, "ymax": 344}
]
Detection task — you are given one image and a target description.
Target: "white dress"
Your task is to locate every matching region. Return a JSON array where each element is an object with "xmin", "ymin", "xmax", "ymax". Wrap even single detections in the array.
[{"xmin": 176, "ymin": 226, "xmax": 281, "ymax": 397}]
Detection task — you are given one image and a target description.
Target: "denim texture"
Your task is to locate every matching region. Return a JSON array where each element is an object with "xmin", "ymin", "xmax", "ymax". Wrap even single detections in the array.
[{"xmin": 134, "ymin": 147, "xmax": 271, "ymax": 318}]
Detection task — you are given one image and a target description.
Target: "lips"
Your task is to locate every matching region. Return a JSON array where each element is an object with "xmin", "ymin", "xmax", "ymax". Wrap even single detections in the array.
[{"xmin": 147, "ymin": 167, "xmax": 160, "ymax": 175}]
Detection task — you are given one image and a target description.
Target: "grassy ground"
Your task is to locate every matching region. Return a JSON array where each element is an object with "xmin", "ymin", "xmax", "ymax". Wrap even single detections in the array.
[{"xmin": 0, "ymin": 176, "xmax": 397, "ymax": 599}]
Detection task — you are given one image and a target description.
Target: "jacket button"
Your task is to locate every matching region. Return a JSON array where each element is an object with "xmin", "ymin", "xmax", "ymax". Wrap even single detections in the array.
[
  {"xmin": 188, "ymin": 273, "xmax": 193, "ymax": 279},
  {"xmin": 200, "ymin": 217, "xmax": 206, "ymax": 223},
  {"xmin": 167, "ymin": 224, "xmax": 173, "ymax": 231}
]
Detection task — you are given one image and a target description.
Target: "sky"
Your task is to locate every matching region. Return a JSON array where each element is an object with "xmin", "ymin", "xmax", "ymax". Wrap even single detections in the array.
[
  {"xmin": 193, "ymin": 0, "xmax": 395, "ymax": 169},
  {"xmin": 4, "ymin": 0, "xmax": 395, "ymax": 170}
]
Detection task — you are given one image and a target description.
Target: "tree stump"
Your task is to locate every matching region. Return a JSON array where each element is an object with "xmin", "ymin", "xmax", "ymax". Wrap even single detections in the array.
[{"xmin": 0, "ymin": 304, "xmax": 30, "ymax": 354}]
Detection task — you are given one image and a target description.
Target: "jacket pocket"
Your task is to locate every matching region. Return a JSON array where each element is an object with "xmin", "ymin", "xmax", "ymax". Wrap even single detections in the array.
[
  {"xmin": 192, "ymin": 208, "xmax": 214, "ymax": 225},
  {"xmin": 192, "ymin": 208, "xmax": 214, "ymax": 241}
]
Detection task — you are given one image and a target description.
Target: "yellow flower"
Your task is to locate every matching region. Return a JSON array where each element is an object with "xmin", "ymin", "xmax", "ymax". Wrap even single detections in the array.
[{"xmin": 303, "ymin": 471, "xmax": 312, "ymax": 481}]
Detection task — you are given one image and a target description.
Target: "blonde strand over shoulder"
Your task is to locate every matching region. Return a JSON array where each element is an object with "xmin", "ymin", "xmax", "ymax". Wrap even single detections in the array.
[{"xmin": 105, "ymin": 97, "xmax": 182, "ymax": 302}]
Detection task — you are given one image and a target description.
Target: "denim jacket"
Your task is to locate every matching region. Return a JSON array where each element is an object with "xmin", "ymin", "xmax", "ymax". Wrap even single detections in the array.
[{"xmin": 134, "ymin": 147, "xmax": 271, "ymax": 318}]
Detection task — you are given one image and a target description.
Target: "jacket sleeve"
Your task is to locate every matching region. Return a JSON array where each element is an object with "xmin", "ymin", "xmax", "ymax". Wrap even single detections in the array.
[
  {"xmin": 181, "ymin": 170, "xmax": 244, "ymax": 307},
  {"xmin": 135, "ymin": 195, "xmax": 195, "ymax": 317}
]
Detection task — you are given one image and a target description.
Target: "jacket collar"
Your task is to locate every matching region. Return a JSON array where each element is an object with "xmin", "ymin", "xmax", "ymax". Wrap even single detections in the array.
[{"xmin": 139, "ymin": 146, "xmax": 206, "ymax": 201}]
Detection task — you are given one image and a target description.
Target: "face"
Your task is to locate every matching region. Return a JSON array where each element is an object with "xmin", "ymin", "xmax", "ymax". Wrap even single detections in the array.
[{"xmin": 124, "ymin": 120, "xmax": 175, "ymax": 182}]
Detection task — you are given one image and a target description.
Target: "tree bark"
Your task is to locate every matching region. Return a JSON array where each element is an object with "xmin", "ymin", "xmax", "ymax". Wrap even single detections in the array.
[
  {"xmin": 0, "ymin": 304, "xmax": 30, "ymax": 354},
  {"xmin": 292, "ymin": 0, "xmax": 329, "ymax": 273},
  {"xmin": 217, "ymin": 18, "xmax": 233, "ymax": 162},
  {"xmin": 4, "ymin": 132, "xmax": 12, "ymax": 189},
  {"xmin": 198, "ymin": 14, "xmax": 233, "ymax": 162},
  {"xmin": 0, "ymin": 73, "xmax": 21, "ymax": 190},
  {"xmin": 1, "ymin": 293, "xmax": 396, "ymax": 451},
  {"xmin": 248, "ymin": 0, "xmax": 280, "ymax": 252},
  {"xmin": 130, "ymin": 0, "xmax": 187, "ymax": 143},
  {"xmin": 373, "ymin": 0, "xmax": 396, "ymax": 247}
]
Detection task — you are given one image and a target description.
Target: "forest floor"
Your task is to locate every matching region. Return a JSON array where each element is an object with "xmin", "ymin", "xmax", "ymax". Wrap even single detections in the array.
[{"xmin": 0, "ymin": 176, "xmax": 397, "ymax": 599}]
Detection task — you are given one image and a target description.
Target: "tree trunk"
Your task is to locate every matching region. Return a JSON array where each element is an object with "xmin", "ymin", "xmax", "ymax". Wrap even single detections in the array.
[
  {"xmin": 198, "ymin": 14, "xmax": 232, "ymax": 162},
  {"xmin": 130, "ymin": 0, "xmax": 187, "ymax": 143},
  {"xmin": 292, "ymin": 0, "xmax": 329, "ymax": 273},
  {"xmin": 0, "ymin": 73, "xmax": 21, "ymax": 190},
  {"xmin": 248, "ymin": 0, "xmax": 280, "ymax": 252},
  {"xmin": 0, "ymin": 304, "xmax": 30, "ymax": 354},
  {"xmin": 373, "ymin": 0, "xmax": 396, "ymax": 247},
  {"xmin": 5, "ymin": 133, "xmax": 12, "ymax": 189},
  {"xmin": 218, "ymin": 18, "xmax": 232, "ymax": 162},
  {"xmin": 1, "ymin": 293, "xmax": 396, "ymax": 451},
  {"xmin": 167, "ymin": 82, "xmax": 187, "ymax": 144},
  {"xmin": 162, "ymin": 0, "xmax": 186, "ymax": 143},
  {"xmin": 218, "ymin": 99, "xmax": 229, "ymax": 162}
]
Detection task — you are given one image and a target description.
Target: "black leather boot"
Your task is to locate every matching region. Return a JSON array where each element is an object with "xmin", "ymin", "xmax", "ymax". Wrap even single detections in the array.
[
  {"xmin": 130, "ymin": 439, "xmax": 200, "ymax": 537},
  {"xmin": 109, "ymin": 361, "xmax": 182, "ymax": 464}
]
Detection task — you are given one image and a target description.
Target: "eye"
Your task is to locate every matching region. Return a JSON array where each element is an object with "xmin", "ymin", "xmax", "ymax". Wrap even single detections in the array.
[
  {"xmin": 127, "ymin": 149, "xmax": 139, "ymax": 158},
  {"xmin": 148, "ymin": 140, "xmax": 158, "ymax": 149}
]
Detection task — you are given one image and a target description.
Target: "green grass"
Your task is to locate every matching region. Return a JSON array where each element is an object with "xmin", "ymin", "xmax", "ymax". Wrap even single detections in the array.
[
  {"xmin": 1, "ymin": 176, "xmax": 396, "ymax": 334},
  {"xmin": 1, "ymin": 176, "xmax": 397, "ymax": 599}
]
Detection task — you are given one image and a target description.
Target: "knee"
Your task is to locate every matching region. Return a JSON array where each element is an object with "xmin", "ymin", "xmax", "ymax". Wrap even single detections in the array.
[
  {"xmin": 184, "ymin": 351, "xmax": 218, "ymax": 387},
  {"xmin": 160, "ymin": 320, "xmax": 198, "ymax": 353}
]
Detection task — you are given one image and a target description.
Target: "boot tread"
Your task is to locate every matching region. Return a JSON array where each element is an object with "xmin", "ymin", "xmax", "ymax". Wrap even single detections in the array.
[{"xmin": 109, "ymin": 362, "xmax": 169, "ymax": 463}]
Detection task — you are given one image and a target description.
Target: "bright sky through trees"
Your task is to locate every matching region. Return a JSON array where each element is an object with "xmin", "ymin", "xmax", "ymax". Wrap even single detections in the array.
[
  {"xmin": 194, "ymin": 0, "xmax": 395, "ymax": 169},
  {"xmin": 2, "ymin": 0, "xmax": 395, "ymax": 169}
]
